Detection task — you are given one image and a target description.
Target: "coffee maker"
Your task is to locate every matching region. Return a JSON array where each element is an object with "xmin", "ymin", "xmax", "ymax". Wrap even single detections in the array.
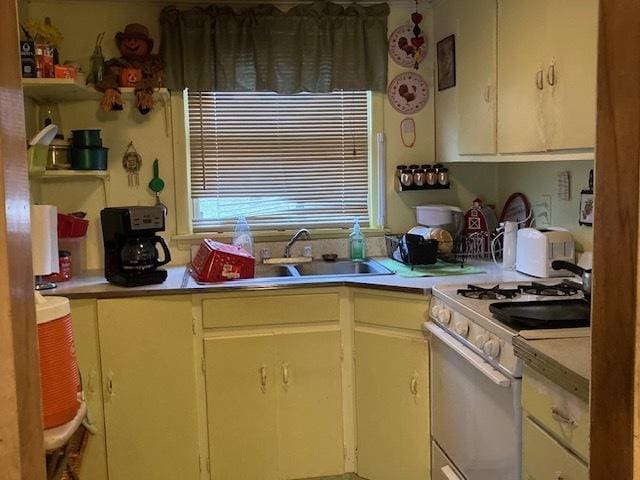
[{"xmin": 100, "ymin": 206, "xmax": 171, "ymax": 287}]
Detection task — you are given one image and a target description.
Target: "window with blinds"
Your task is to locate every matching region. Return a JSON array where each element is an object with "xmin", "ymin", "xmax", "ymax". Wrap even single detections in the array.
[{"xmin": 188, "ymin": 91, "xmax": 370, "ymax": 232}]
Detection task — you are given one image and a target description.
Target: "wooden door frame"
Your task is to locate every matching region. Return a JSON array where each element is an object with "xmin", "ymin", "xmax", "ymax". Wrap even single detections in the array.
[
  {"xmin": 0, "ymin": 1, "xmax": 45, "ymax": 479},
  {"xmin": 590, "ymin": 0, "xmax": 640, "ymax": 478}
]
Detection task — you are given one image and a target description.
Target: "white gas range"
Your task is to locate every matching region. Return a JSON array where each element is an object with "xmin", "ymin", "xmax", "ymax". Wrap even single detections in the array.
[{"xmin": 426, "ymin": 280, "xmax": 591, "ymax": 480}]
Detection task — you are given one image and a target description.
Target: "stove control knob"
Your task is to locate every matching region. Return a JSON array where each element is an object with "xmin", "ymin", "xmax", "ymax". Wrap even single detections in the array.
[
  {"xmin": 435, "ymin": 306, "xmax": 451, "ymax": 326},
  {"xmin": 474, "ymin": 333, "xmax": 489, "ymax": 349},
  {"xmin": 483, "ymin": 339, "xmax": 501, "ymax": 358},
  {"xmin": 453, "ymin": 319, "xmax": 469, "ymax": 337}
]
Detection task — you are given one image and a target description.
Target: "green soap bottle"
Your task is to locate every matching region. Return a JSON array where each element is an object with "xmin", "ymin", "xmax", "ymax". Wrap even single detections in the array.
[{"xmin": 349, "ymin": 217, "xmax": 366, "ymax": 261}]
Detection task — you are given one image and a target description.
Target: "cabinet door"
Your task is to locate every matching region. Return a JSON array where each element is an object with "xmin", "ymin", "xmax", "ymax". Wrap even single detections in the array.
[
  {"xmin": 70, "ymin": 300, "xmax": 108, "ymax": 480},
  {"xmin": 204, "ymin": 334, "xmax": 278, "ymax": 480},
  {"xmin": 457, "ymin": 0, "xmax": 497, "ymax": 154},
  {"xmin": 97, "ymin": 296, "xmax": 200, "ymax": 480},
  {"xmin": 523, "ymin": 417, "xmax": 588, "ymax": 479},
  {"xmin": 544, "ymin": 0, "xmax": 598, "ymax": 150},
  {"xmin": 497, "ymin": 0, "xmax": 547, "ymax": 153},
  {"xmin": 355, "ymin": 328, "xmax": 429, "ymax": 480},
  {"xmin": 276, "ymin": 330, "xmax": 344, "ymax": 479}
]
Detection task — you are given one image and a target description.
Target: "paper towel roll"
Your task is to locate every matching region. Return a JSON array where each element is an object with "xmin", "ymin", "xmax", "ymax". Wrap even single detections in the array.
[{"xmin": 31, "ymin": 205, "xmax": 58, "ymax": 276}]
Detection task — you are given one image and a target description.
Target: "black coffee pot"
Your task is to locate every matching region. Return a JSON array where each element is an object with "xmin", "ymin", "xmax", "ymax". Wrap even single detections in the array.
[{"xmin": 120, "ymin": 235, "xmax": 171, "ymax": 271}]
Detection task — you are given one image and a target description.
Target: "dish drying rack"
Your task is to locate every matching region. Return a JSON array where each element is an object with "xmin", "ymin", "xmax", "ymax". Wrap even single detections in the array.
[{"xmin": 386, "ymin": 231, "xmax": 498, "ymax": 267}]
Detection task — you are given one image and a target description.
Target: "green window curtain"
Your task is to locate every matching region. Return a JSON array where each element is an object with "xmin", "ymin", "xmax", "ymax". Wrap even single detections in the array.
[{"xmin": 160, "ymin": 1, "xmax": 389, "ymax": 94}]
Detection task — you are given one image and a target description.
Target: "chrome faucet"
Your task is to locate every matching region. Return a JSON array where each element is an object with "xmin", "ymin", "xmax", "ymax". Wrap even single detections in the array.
[{"xmin": 284, "ymin": 229, "xmax": 311, "ymax": 258}]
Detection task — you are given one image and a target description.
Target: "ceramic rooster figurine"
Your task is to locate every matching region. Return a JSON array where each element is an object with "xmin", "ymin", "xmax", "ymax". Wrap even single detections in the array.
[{"xmin": 96, "ymin": 23, "xmax": 165, "ymax": 114}]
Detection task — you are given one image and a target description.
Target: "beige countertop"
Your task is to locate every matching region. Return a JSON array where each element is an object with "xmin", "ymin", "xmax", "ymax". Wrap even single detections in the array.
[
  {"xmin": 514, "ymin": 335, "xmax": 591, "ymax": 401},
  {"xmin": 44, "ymin": 259, "xmax": 535, "ymax": 299}
]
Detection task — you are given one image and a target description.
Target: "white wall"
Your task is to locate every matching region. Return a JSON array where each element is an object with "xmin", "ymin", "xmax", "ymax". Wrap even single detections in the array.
[
  {"xmin": 25, "ymin": 0, "xmax": 498, "ymax": 270},
  {"xmin": 496, "ymin": 160, "xmax": 594, "ymax": 251}
]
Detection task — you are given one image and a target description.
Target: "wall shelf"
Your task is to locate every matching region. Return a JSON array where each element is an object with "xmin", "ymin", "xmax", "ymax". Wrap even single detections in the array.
[
  {"xmin": 22, "ymin": 78, "xmax": 169, "ymax": 105},
  {"xmin": 30, "ymin": 169, "xmax": 111, "ymax": 204},
  {"xmin": 31, "ymin": 170, "xmax": 110, "ymax": 180}
]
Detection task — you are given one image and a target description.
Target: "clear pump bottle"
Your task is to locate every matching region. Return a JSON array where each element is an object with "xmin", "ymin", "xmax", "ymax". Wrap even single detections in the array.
[{"xmin": 349, "ymin": 217, "xmax": 365, "ymax": 261}]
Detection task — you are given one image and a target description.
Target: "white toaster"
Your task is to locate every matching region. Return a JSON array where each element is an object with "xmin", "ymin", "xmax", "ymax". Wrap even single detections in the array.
[{"xmin": 515, "ymin": 228, "xmax": 575, "ymax": 278}]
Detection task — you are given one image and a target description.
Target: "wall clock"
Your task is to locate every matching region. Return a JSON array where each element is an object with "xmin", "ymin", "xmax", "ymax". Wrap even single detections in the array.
[
  {"xmin": 388, "ymin": 24, "xmax": 427, "ymax": 68},
  {"xmin": 387, "ymin": 72, "xmax": 429, "ymax": 114}
]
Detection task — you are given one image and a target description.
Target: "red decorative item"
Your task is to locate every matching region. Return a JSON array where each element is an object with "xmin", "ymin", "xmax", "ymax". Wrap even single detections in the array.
[
  {"xmin": 57, "ymin": 213, "xmax": 89, "ymax": 238},
  {"xmin": 190, "ymin": 239, "xmax": 255, "ymax": 283},
  {"xmin": 410, "ymin": 1, "xmax": 424, "ymax": 69},
  {"xmin": 463, "ymin": 198, "xmax": 491, "ymax": 251},
  {"xmin": 411, "ymin": 37, "xmax": 425, "ymax": 49}
]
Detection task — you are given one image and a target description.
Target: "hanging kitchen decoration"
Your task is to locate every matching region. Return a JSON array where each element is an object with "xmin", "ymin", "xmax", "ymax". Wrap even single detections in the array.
[
  {"xmin": 388, "ymin": 2, "xmax": 426, "ymax": 69},
  {"xmin": 388, "ymin": 24, "xmax": 427, "ymax": 69},
  {"xmin": 388, "ymin": 72, "xmax": 429, "ymax": 114},
  {"xmin": 122, "ymin": 141, "xmax": 142, "ymax": 187},
  {"xmin": 578, "ymin": 169, "xmax": 594, "ymax": 226},
  {"xmin": 148, "ymin": 158, "xmax": 168, "ymax": 215},
  {"xmin": 400, "ymin": 118, "xmax": 416, "ymax": 148}
]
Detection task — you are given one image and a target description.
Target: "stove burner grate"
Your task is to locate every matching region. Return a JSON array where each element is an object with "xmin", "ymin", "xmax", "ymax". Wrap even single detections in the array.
[
  {"xmin": 518, "ymin": 282, "xmax": 580, "ymax": 297},
  {"xmin": 457, "ymin": 284, "xmax": 520, "ymax": 300}
]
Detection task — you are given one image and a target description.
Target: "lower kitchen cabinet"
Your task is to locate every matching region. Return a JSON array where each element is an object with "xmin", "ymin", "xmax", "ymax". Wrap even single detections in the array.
[
  {"xmin": 70, "ymin": 299, "xmax": 108, "ymax": 480},
  {"xmin": 204, "ymin": 329, "xmax": 344, "ymax": 480},
  {"xmin": 96, "ymin": 296, "xmax": 200, "ymax": 480},
  {"xmin": 523, "ymin": 417, "xmax": 588, "ymax": 480},
  {"xmin": 354, "ymin": 327, "xmax": 430, "ymax": 480}
]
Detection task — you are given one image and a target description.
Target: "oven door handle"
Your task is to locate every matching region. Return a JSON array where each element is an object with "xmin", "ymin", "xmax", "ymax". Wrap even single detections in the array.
[{"xmin": 425, "ymin": 322, "xmax": 511, "ymax": 388}]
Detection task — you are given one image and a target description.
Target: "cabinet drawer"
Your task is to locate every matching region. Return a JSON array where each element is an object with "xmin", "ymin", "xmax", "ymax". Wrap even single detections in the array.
[
  {"xmin": 523, "ymin": 417, "xmax": 588, "ymax": 480},
  {"xmin": 353, "ymin": 290, "xmax": 428, "ymax": 331},
  {"xmin": 202, "ymin": 291, "xmax": 340, "ymax": 328},
  {"xmin": 522, "ymin": 366, "xmax": 589, "ymax": 461}
]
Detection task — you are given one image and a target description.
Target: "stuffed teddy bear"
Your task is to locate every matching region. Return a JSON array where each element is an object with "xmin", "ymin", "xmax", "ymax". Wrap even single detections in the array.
[{"xmin": 96, "ymin": 23, "xmax": 165, "ymax": 114}]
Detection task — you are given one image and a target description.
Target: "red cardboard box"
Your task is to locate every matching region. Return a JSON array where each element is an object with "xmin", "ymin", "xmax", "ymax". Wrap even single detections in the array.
[
  {"xmin": 54, "ymin": 65, "xmax": 77, "ymax": 80},
  {"xmin": 189, "ymin": 239, "xmax": 255, "ymax": 283}
]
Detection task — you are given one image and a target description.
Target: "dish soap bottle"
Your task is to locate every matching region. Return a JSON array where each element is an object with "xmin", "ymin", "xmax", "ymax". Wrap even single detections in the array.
[
  {"xmin": 350, "ymin": 217, "xmax": 365, "ymax": 261},
  {"xmin": 232, "ymin": 216, "xmax": 254, "ymax": 256}
]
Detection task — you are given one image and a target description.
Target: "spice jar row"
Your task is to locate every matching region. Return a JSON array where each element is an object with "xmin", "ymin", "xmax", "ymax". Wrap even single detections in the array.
[{"xmin": 395, "ymin": 163, "xmax": 450, "ymax": 191}]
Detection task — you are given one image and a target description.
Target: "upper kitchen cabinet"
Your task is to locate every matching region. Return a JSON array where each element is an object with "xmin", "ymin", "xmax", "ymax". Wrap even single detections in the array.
[
  {"xmin": 497, "ymin": 0, "xmax": 598, "ymax": 153},
  {"xmin": 457, "ymin": 0, "xmax": 497, "ymax": 155}
]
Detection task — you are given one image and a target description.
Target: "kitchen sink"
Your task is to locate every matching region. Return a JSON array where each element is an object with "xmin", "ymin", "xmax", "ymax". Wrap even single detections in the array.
[
  {"xmin": 293, "ymin": 259, "xmax": 393, "ymax": 277},
  {"xmin": 253, "ymin": 259, "xmax": 393, "ymax": 279},
  {"xmin": 253, "ymin": 264, "xmax": 299, "ymax": 278}
]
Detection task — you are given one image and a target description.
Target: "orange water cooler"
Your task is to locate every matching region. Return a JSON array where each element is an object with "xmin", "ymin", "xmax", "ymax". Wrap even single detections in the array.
[{"xmin": 35, "ymin": 293, "xmax": 81, "ymax": 429}]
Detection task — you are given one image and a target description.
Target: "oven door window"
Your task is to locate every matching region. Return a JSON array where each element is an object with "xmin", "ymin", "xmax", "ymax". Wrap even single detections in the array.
[{"xmin": 431, "ymin": 333, "xmax": 522, "ymax": 480}]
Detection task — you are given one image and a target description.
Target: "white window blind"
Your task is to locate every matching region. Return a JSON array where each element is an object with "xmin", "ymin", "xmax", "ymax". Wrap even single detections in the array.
[{"xmin": 188, "ymin": 91, "xmax": 370, "ymax": 232}]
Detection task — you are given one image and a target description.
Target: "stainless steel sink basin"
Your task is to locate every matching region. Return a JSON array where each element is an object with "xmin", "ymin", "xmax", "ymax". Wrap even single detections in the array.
[
  {"xmin": 293, "ymin": 259, "xmax": 393, "ymax": 277},
  {"xmin": 253, "ymin": 259, "xmax": 393, "ymax": 279},
  {"xmin": 254, "ymin": 264, "xmax": 298, "ymax": 278}
]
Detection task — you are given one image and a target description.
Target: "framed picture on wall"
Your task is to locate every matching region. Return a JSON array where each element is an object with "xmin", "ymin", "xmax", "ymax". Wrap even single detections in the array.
[{"xmin": 437, "ymin": 34, "xmax": 456, "ymax": 91}]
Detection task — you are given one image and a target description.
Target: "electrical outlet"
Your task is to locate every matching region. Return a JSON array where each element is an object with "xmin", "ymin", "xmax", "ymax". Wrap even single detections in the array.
[{"xmin": 532, "ymin": 194, "xmax": 552, "ymax": 226}]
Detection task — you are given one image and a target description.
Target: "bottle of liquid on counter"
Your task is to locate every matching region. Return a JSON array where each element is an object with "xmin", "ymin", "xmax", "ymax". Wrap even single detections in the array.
[
  {"xmin": 501, "ymin": 221, "xmax": 517, "ymax": 271},
  {"xmin": 350, "ymin": 217, "xmax": 365, "ymax": 261},
  {"xmin": 232, "ymin": 216, "xmax": 254, "ymax": 256}
]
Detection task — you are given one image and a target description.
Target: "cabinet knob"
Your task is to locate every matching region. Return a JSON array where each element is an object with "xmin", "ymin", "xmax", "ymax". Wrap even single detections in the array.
[
  {"xmin": 410, "ymin": 373, "xmax": 419, "ymax": 396},
  {"xmin": 547, "ymin": 64, "xmax": 556, "ymax": 86},
  {"xmin": 260, "ymin": 366, "xmax": 268, "ymax": 393},
  {"xmin": 536, "ymin": 69, "xmax": 544, "ymax": 90},
  {"xmin": 551, "ymin": 406, "xmax": 577, "ymax": 428},
  {"xmin": 282, "ymin": 363, "xmax": 290, "ymax": 387},
  {"xmin": 555, "ymin": 472, "xmax": 565, "ymax": 480}
]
